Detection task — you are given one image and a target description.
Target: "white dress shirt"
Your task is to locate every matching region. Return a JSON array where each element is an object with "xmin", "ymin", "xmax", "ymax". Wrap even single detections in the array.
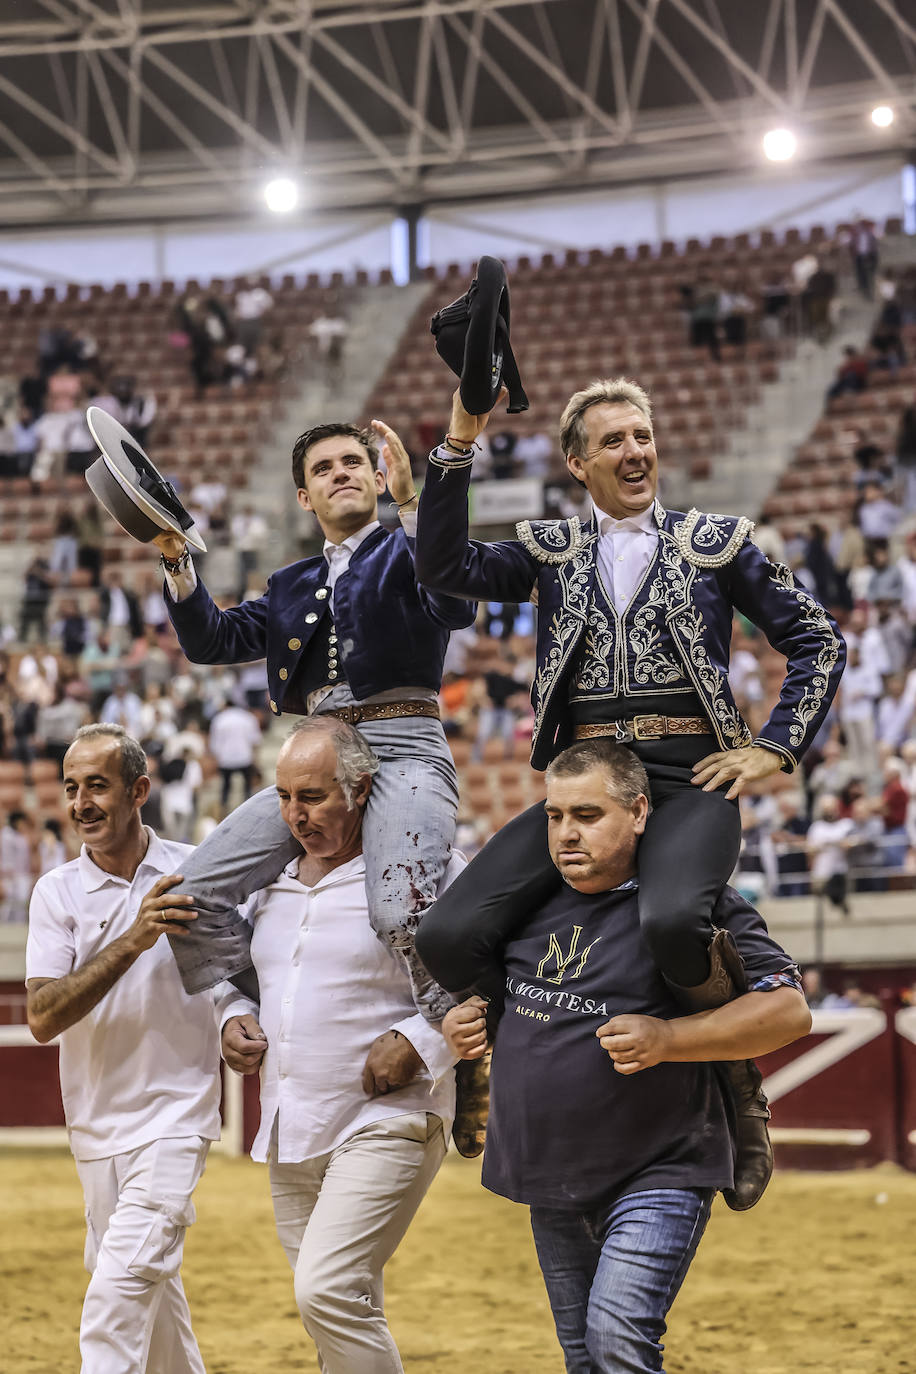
[
  {"xmin": 25, "ymin": 829, "xmax": 221, "ymax": 1161},
  {"xmin": 215, "ymin": 851, "xmax": 459, "ymax": 1165},
  {"xmin": 591, "ymin": 500, "xmax": 659, "ymax": 613}
]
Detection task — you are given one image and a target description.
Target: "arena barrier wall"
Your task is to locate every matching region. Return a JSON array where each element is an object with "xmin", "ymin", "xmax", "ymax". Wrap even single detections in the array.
[{"xmin": 1, "ymin": 1006, "xmax": 914, "ymax": 1168}]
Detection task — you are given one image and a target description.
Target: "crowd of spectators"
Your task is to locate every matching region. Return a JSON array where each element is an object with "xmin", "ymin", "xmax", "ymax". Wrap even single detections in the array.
[{"xmin": 0, "ymin": 566, "xmax": 270, "ymax": 921}]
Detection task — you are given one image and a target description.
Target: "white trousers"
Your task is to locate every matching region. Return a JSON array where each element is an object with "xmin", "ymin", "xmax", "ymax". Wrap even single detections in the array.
[
  {"xmin": 269, "ymin": 1112, "xmax": 446, "ymax": 1374},
  {"xmin": 75, "ymin": 1135, "xmax": 210, "ymax": 1374}
]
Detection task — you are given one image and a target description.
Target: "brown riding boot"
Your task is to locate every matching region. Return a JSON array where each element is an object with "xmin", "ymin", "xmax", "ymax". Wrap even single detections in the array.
[
  {"xmin": 451, "ymin": 1050, "xmax": 492, "ymax": 1158},
  {"xmin": 668, "ymin": 928, "xmax": 773, "ymax": 1212}
]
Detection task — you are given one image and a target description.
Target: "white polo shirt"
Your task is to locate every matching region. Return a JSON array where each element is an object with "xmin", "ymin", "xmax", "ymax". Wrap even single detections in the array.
[
  {"xmin": 216, "ymin": 852, "xmax": 460, "ymax": 1164},
  {"xmin": 26, "ymin": 829, "xmax": 221, "ymax": 1161}
]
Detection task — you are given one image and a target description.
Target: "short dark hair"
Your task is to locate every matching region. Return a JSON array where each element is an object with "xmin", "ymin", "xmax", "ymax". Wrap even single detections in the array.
[
  {"xmin": 545, "ymin": 739, "xmax": 652, "ymax": 812},
  {"xmin": 70, "ymin": 723, "xmax": 148, "ymax": 790},
  {"xmin": 291, "ymin": 423, "xmax": 378, "ymax": 488}
]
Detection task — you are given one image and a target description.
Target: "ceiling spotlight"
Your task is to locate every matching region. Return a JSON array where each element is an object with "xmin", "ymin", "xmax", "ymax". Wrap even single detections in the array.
[
  {"xmin": 762, "ymin": 128, "xmax": 797, "ymax": 162},
  {"xmin": 264, "ymin": 177, "xmax": 299, "ymax": 213},
  {"xmin": 871, "ymin": 105, "xmax": 894, "ymax": 128}
]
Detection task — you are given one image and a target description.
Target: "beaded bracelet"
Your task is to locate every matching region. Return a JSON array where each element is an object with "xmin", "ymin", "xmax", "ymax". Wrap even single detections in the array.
[{"xmin": 160, "ymin": 547, "xmax": 191, "ymax": 576}]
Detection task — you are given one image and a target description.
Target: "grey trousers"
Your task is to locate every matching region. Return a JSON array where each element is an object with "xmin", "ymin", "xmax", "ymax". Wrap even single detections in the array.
[{"xmin": 169, "ymin": 717, "xmax": 459, "ymax": 1020}]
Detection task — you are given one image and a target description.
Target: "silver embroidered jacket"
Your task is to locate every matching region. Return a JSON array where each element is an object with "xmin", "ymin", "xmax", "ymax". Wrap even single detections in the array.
[{"xmin": 415, "ymin": 452, "xmax": 846, "ymax": 771}]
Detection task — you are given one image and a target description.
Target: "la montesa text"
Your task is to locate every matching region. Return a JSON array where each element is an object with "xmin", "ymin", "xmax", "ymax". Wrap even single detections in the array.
[{"xmin": 507, "ymin": 976, "xmax": 609, "ymax": 1021}]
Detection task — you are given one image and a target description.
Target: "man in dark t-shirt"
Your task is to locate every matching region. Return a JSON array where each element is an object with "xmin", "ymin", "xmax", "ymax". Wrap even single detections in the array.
[{"xmin": 442, "ymin": 739, "xmax": 811, "ymax": 1374}]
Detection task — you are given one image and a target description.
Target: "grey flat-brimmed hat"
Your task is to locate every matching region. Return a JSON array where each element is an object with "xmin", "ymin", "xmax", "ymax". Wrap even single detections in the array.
[{"xmin": 85, "ymin": 406, "xmax": 207, "ymax": 553}]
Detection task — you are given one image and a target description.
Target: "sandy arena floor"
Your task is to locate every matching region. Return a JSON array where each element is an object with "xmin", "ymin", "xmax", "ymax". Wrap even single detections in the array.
[{"xmin": 2, "ymin": 1150, "xmax": 914, "ymax": 1373}]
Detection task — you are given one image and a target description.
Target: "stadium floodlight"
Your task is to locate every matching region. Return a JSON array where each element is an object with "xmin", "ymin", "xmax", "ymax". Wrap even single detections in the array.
[
  {"xmin": 264, "ymin": 177, "xmax": 299, "ymax": 213},
  {"xmin": 762, "ymin": 128, "xmax": 797, "ymax": 162},
  {"xmin": 871, "ymin": 105, "xmax": 895, "ymax": 128}
]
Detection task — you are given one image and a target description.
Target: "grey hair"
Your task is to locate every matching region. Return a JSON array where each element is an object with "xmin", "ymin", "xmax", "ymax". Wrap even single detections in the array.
[
  {"xmin": 545, "ymin": 739, "xmax": 652, "ymax": 813},
  {"xmin": 559, "ymin": 377, "xmax": 653, "ymax": 459},
  {"xmin": 285, "ymin": 715, "xmax": 380, "ymax": 808},
  {"xmin": 69, "ymin": 723, "xmax": 148, "ymax": 790}
]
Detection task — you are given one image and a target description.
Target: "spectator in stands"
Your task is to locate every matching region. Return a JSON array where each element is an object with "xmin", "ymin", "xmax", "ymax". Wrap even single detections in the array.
[
  {"xmin": 688, "ymin": 273, "xmax": 721, "ymax": 359},
  {"xmin": 751, "ymin": 512, "xmax": 786, "ymax": 564},
  {"xmin": 848, "ymin": 796, "xmax": 886, "ymax": 892},
  {"xmin": 828, "ymin": 513, "xmax": 865, "ymax": 611},
  {"xmin": 804, "ymin": 523, "xmax": 840, "ymax": 606},
  {"xmin": 850, "ymin": 218, "xmax": 879, "ymax": 299},
  {"xmin": 514, "ymin": 430, "xmax": 555, "ymax": 481},
  {"xmin": 881, "ymin": 758, "xmax": 910, "ymax": 870},
  {"xmin": 234, "ymin": 276, "xmax": 274, "ymax": 358},
  {"xmin": 37, "ymin": 818, "xmax": 66, "ymax": 876},
  {"xmin": 0, "ymin": 810, "xmax": 34, "ymax": 922},
  {"xmin": 805, "ymin": 259, "xmax": 837, "ymax": 343},
  {"xmin": 99, "ymin": 678, "xmax": 144, "ymax": 736},
  {"xmin": 827, "ymin": 346, "xmax": 868, "ymax": 400},
  {"xmin": 230, "ymin": 502, "xmax": 269, "ymax": 600},
  {"xmin": 857, "ymin": 481, "xmax": 901, "ymax": 540},
  {"xmin": 50, "ymin": 597, "xmax": 89, "ymax": 659},
  {"xmin": 895, "ymin": 402, "xmax": 916, "ymax": 511},
  {"xmin": 807, "ymin": 793, "xmax": 855, "ymax": 913},
  {"xmin": 177, "ymin": 291, "xmax": 231, "ymax": 393},
  {"xmin": 160, "ymin": 744, "xmax": 203, "ymax": 843},
  {"xmin": 94, "ymin": 374, "xmax": 157, "ymax": 449},
  {"xmin": 837, "ymin": 643, "xmax": 881, "ymax": 779},
  {"xmin": 898, "ymin": 528, "xmax": 916, "ymax": 626},
  {"xmin": 76, "ymin": 499, "xmax": 105, "ymax": 587},
  {"xmin": 137, "ymin": 681, "xmax": 178, "ymax": 758},
  {"xmin": 488, "ymin": 430, "xmax": 517, "ymax": 480},
  {"xmin": 49, "ymin": 512, "xmax": 79, "ymax": 585},
  {"xmin": 20, "ymin": 551, "xmax": 55, "ymax": 643},
  {"xmin": 472, "ymin": 655, "xmax": 524, "ymax": 763},
  {"xmin": 208, "ymin": 698, "xmax": 262, "ymax": 812},
  {"xmin": 190, "ymin": 463, "xmax": 228, "ymax": 532},
  {"xmin": 866, "ymin": 538, "xmax": 904, "ymax": 604},
  {"xmin": 876, "ymin": 673, "xmax": 916, "ymax": 751},
  {"xmin": 36, "ymin": 683, "xmax": 88, "ymax": 775},
  {"xmin": 760, "ymin": 271, "xmax": 791, "ymax": 339},
  {"xmin": 99, "ymin": 570, "xmax": 143, "ymax": 649},
  {"xmin": 769, "ymin": 793, "xmax": 810, "ymax": 898},
  {"xmin": 138, "ymin": 570, "xmax": 169, "ymax": 635},
  {"xmin": 309, "ymin": 306, "xmax": 349, "ymax": 386},
  {"xmin": 718, "ymin": 281, "xmax": 752, "ymax": 348}
]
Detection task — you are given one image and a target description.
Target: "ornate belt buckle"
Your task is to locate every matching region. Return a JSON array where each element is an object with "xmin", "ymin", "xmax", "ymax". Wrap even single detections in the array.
[
  {"xmin": 632, "ymin": 716, "xmax": 662, "ymax": 741},
  {"xmin": 614, "ymin": 720, "xmax": 634, "ymax": 743}
]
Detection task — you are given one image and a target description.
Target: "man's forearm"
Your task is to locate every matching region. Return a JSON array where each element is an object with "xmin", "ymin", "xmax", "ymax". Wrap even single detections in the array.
[
  {"xmin": 664, "ymin": 988, "xmax": 811, "ymax": 1063},
  {"xmin": 27, "ymin": 934, "xmax": 143, "ymax": 1043}
]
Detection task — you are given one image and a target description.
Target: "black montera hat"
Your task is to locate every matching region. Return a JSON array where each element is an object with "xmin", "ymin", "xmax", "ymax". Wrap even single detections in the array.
[
  {"xmin": 84, "ymin": 407, "xmax": 207, "ymax": 553},
  {"xmin": 430, "ymin": 256, "xmax": 529, "ymax": 416}
]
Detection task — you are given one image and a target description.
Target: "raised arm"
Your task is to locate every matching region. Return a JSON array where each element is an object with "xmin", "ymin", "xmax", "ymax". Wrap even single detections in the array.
[{"xmin": 414, "ymin": 390, "xmax": 539, "ymax": 603}]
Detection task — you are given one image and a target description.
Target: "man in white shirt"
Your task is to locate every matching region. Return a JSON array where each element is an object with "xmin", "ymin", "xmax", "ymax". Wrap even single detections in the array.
[
  {"xmin": 208, "ymin": 699, "xmax": 262, "ymax": 810},
  {"xmin": 807, "ymin": 793, "xmax": 856, "ymax": 912},
  {"xmin": 25, "ymin": 723, "xmax": 221, "ymax": 1374},
  {"xmin": 216, "ymin": 716, "xmax": 455, "ymax": 1374}
]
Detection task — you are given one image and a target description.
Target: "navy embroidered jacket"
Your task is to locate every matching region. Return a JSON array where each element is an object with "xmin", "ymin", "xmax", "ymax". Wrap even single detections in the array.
[
  {"xmin": 415, "ymin": 452, "xmax": 845, "ymax": 771},
  {"xmin": 166, "ymin": 524, "xmax": 477, "ymax": 716}
]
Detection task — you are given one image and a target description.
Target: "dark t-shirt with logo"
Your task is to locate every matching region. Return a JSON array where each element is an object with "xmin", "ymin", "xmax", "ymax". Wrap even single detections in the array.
[{"xmin": 481, "ymin": 881, "xmax": 795, "ymax": 1210}]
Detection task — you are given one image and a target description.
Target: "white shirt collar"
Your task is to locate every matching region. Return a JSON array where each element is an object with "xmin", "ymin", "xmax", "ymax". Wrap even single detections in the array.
[
  {"xmin": 281, "ymin": 851, "xmax": 367, "ymax": 892},
  {"xmin": 78, "ymin": 826, "xmax": 171, "ymax": 892},
  {"xmin": 591, "ymin": 501, "xmax": 657, "ymax": 537},
  {"xmin": 323, "ymin": 520, "xmax": 381, "ymax": 563}
]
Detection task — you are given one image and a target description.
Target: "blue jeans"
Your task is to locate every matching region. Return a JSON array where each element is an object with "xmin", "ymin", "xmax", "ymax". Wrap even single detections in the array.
[
  {"xmin": 530, "ymin": 1187, "xmax": 714, "ymax": 1374},
  {"xmin": 169, "ymin": 718, "xmax": 458, "ymax": 1020}
]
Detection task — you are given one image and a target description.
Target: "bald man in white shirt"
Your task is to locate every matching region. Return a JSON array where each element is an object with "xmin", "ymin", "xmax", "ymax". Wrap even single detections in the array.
[
  {"xmin": 216, "ymin": 715, "xmax": 456, "ymax": 1374},
  {"xmin": 25, "ymin": 723, "xmax": 220, "ymax": 1374}
]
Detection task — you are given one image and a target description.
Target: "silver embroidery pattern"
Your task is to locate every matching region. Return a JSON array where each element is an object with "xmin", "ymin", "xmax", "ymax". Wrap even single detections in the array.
[
  {"xmin": 628, "ymin": 564, "xmax": 686, "ymax": 687},
  {"xmin": 669, "ymin": 604, "xmax": 751, "ymax": 747},
  {"xmin": 673, "ymin": 509, "xmax": 755, "ymax": 568},
  {"xmin": 532, "ymin": 546, "xmax": 592, "ymax": 735},
  {"xmin": 768, "ymin": 561, "xmax": 841, "ymax": 750},
  {"xmin": 574, "ymin": 601, "xmax": 616, "ymax": 692},
  {"xmin": 516, "ymin": 517, "xmax": 589, "ymax": 565}
]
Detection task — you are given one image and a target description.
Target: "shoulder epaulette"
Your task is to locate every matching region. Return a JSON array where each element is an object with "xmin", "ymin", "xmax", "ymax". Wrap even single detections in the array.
[
  {"xmin": 515, "ymin": 517, "xmax": 591, "ymax": 565},
  {"xmin": 672, "ymin": 508, "xmax": 755, "ymax": 569}
]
